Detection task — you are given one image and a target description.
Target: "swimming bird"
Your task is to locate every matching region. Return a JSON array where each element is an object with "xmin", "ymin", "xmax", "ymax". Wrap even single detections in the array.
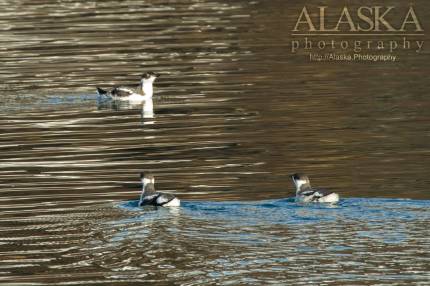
[
  {"xmin": 97, "ymin": 72, "xmax": 160, "ymax": 102},
  {"xmin": 139, "ymin": 172, "xmax": 181, "ymax": 207},
  {"xmin": 291, "ymin": 173, "xmax": 340, "ymax": 203}
]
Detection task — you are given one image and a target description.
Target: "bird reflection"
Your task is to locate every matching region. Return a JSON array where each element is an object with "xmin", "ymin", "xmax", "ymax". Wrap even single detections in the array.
[
  {"xmin": 141, "ymin": 98, "xmax": 155, "ymax": 125},
  {"xmin": 97, "ymin": 95, "xmax": 154, "ymax": 117}
]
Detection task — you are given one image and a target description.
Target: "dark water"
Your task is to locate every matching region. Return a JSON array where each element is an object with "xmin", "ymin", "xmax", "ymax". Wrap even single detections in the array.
[{"xmin": 1, "ymin": 0, "xmax": 430, "ymax": 285}]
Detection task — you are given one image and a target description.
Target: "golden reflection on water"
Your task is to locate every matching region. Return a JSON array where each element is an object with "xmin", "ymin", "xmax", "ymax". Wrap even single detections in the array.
[{"xmin": 0, "ymin": 0, "xmax": 429, "ymax": 285}]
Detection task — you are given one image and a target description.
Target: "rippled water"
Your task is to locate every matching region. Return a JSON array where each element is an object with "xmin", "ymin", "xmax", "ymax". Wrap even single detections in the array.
[
  {"xmin": 1, "ymin": 0, "xmax": 430, "ymax": 285},
  {"xmin": 1, "ymin": 198, "xmax": 429, "ymax": 285}
]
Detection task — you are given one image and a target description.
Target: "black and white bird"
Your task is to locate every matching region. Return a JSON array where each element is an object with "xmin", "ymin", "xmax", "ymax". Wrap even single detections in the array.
[
  {"xmin": 97, "ymin": 72, "xmax": 160, "ymax": 102},
  {"xmin": 138, "ymin": 172, "xmax": 181, "ymax": 207},
  {"xmin": 291, "ymin": 173, "xmax": 340, "ymax": 203}
]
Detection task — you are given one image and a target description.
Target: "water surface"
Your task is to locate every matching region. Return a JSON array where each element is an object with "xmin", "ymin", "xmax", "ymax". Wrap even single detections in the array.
[{"xmin": 1, "ymin": 0, "xmax": 429, "ymax": 285}]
